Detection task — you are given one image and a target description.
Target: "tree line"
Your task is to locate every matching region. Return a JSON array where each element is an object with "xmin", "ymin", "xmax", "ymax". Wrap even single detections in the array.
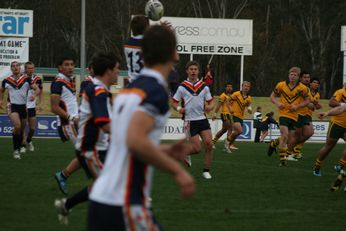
[{"xmin": 1, "ymin": 0, "xmax": 345, "ymax": 97}]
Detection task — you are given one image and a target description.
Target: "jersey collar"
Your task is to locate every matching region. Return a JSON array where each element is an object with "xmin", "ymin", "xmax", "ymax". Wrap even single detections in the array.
[
  {"xmin": 93, "ymin": 77, "xmax": 109, "ymax": 91},
  {"xmin": 140, "ymin": 67, "xmax": 167, "ymax": 88},
  {"xmin": 57, "ymin": 72, "xmax": 73, "ymax": 82}
]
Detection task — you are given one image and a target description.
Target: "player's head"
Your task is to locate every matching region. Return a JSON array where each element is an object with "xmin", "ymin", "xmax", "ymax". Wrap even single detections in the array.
[
  {"xmin": 57, "ymin": 57, "xmax": 75, "ymax": 77},
  {"xmin": 310, "ymin": 77, "xmax": 320, "ymax": 91},
  {"xmin": 186, "ymin": 61, "xmax": 200, "ymax": 81},
  {"xmin": 87, "ymin": 62, "xmax": 95, "ymax": 77},
  {"xmin": 91, "ymin": 52, "xmax": 120, "ymax": 85},
  {"xmin": 25, "ymin": 61, "xmax": 35, "ymax": 76},
  {"xmin": 131, "ymin": 15, "xmax": 149, "ymax": 36},
  {"xmin": 256, "ymin": 106, "xmax": 261, "ymax": 112},
  {"xmin": 266, "ymin": 111, "xmax": 274, "ymax": 117},
  {"xmin": 10, "ymin": 61, "xmax": 21, "ymax": 75},
  {"xmin": 225, "ymin": 83, "xmax": 233, "ymax": 93},
  {"xmin": 288, "ymin": 66, "xmax": 301, "ymax": 83},
  {"xmin": 299, "ymin": 70, "xmax": 310, "ymax": 85},
  {"xmin": 142, "ymin": 25, "xmax": 178, "ymax": 74},
  {"xmin": 241, "ymin": 81, "xmax": 251, "ymax": 93}
]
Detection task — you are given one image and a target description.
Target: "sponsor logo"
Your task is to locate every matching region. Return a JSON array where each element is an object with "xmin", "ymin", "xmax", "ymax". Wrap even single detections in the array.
[
  {"xmin": 173, "ymin": 25, "xmax": 246, "ymax": 38},
  {"xmin": 38, "ymin": 120, "xmax": 49, "ymax": 130},
  {"xmin": 239, "ymin": 121, "xmax": 251, "ymax": 139}
]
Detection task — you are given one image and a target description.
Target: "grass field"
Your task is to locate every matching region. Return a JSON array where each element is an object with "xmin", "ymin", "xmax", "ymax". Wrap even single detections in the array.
[{"xmin": 0, "ymin": 138, "xmax": 345, "ymax": 231}]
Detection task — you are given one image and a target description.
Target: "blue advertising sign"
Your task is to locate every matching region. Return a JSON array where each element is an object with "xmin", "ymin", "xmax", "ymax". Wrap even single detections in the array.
[
  {"xmin": 0, "ymin": 115, "xmax": 59, "ymax": 137},
  {"xmin": 238, "ymin": 120, "xmax": 252, "ymax": 140}
]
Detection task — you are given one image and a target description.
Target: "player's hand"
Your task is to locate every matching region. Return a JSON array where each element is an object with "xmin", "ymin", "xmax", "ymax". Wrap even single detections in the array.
[
  {"xmin": 160, "ymin": 20, "xmax": 172, "ymax": 29},
  {"xmin": 276, "ymin": 103, "xmax": 285, "ymax": 110},
  {"xmin": 307, "ymin": 103, "xmax": 315, "ymax": 110},
  {"xmin": 167, "ymin": 140, "xmax": 193, "ymax": 161},
  {"xmin": 205, "ymin": 105, "xmax": 213, "ymax": 113},
  {"xmin": 318, "ymin": 112, "xmax": 328, "ymax": 119},
  {"xmin": 174, "ymin": 170, "xmax": 196, "ymax": 199},
  {"xmin": 29, "ymin": 95, "xmax": 35, "ymax": 101},
  {"xmin": 289, "ymin": 105, "xmax": 298, "ymax": 112},
  {"xmin": 247, "ymin": 108, "xmax": 253, "ymax": 114}
]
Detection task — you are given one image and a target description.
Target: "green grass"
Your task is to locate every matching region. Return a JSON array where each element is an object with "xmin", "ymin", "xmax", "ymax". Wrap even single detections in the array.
[{"xmin": 0, "ymin": 138, "xmax": 345, "ymax": 231}]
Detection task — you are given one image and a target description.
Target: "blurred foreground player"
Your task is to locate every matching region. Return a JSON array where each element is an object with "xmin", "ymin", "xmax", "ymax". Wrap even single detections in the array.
[{"xmin": 88, "ymin": 25, "xmax": 195, "ymax": 231}]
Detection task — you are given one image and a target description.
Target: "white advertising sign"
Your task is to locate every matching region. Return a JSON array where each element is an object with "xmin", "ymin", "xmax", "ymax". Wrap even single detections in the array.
[
  {"xmin": 162, "ymin": 17, "xmax": 253, "ymax": 56},
  {"xmin": 0, "ymin": 9, "xmax": 33, "ymax": 37},
  {"xmin": 263, "ymin": 121, "xmax": 330, "ymax": 142},
  {"xmin": 341, "ymin": 26, "xmax": 346, "ymax": 51},
  {"xmin": 0, "ymin": 37, "xmax": 29, "ymax": 80}
]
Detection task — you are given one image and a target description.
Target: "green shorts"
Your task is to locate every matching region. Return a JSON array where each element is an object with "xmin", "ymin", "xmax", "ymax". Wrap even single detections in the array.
[
  {"xmin": 220, "ymin": 113, "xmax": 233, "ymax": 123},
  {"xmin": 296, "ymin": 115, "xmax": 312, "ymax": 128},
  {"xmin": 279, "ymin": 117, "xmax": 297, "ymax": 130},
  {"xmin": 233, "ymin": 116, "xmax": 243, "ymax": 126},
  {"xmin": 328, "ymin": 122, "xmax": 346, "ymax": 140}
]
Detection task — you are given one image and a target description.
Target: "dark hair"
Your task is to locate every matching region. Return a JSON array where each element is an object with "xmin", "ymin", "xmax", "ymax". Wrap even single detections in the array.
[
  {"xmin": 131, "ymin": 15, "xmax": 149, "ymax": 36},
  {"xmin": 10, "ymin": 61, "xmax": 19, "ymax": 67},
  {"xmin": 226, "ymin": 83, "xmax": 233, "ymax": 86},
  {"xmin": 256, "ymin": 106, "xmax": 261, "ymax": 111},
  {"xmin": 142, "ymin": 25, "xmax": 177, "ymax": 66},
  {"xmin": 266, "ymin": 112, "xmax": 274, "ymax": 117},
  {"xmin": 25, "ymin": 61, "xmax": 34, "ymax": 66},
  {"xmin": 57, "ymin": 57, "xmax": 75, "ymax": 67},
  {"xmin": 310, "ymin": 77, "xmax": 320, "ymax": 84},
  {"xmin": 300, "ymin": 70, "xmax": 310, "ymax": 78},
  {"xmin": 185, "ymin": 61, "xmax": 200, "ymax": 70},
  {"xmin": 91, "ymin": 53, "xmax": 120, "ymax": 76}
]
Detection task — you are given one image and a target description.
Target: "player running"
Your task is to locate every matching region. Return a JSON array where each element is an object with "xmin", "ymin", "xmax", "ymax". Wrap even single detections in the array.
[
  {"xmin": 212, "ymin": 83, "xmax": 234, "ymax": 153},
  {"xmin": 0, "ymin": 61, "xmax": 40, "ymax": 159},
  {"xmin": 51, "ymin": 57, "xmax": 81, "ymax": 194},
  {"xmin": 226, "ymin": 81, "xmax": 253, "ymax": 150},
  {"xmin": 124, "ymin": 15, "xmax": 149, "ymax": 82},
  {"xmin": 172, "ymin": 61, "xmax": 215, "ymax": 179},
  {"xmin": 24, "ymin": 61, "xmax": 43, "ymax": 151},
  {"xmin": 317, "ymin": 104, "xmax": 346, "ymax": 191},
  {"xmin": 289, "ymin": 75, "xmax": 321, "ymax": 159},
  {"xmin": 267, "ymin": 67, "xmax": 309, "ymax": 166},
  {"xmin": 54, "ymin": 53, "xmax": 119, "ymax": 225},
  {"xmin": 88, "ymin": 25, "xmax": 195, "ymax": 231},
  {"xmin": 313, "ymin": 85, "xmax": 346, "ymax": 176}
]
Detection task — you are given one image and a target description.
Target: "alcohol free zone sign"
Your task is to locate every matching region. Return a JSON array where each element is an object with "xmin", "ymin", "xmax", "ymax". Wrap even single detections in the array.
[{"xmin": 163, "ymin": 17, "xmax": 253, "ymax": 56}]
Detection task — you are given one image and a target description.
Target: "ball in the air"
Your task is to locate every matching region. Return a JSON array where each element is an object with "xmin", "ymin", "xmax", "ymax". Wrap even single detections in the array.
[{"xmin": 145, "ymin": 0, "xmax": 164, "ymax": 21}]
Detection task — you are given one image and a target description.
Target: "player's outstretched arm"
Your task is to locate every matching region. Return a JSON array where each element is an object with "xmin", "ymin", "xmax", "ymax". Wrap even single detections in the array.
[
  {"xmin": 329, "ymin": 96, "xmax": 341, "ymax": 108},
  {"xmin": 318, "ymin": 104, "xmax": 346, "ymax": 119},
  {"xmin": 127, "ymin": 111, "xmax": 195, "ymax": 198}
]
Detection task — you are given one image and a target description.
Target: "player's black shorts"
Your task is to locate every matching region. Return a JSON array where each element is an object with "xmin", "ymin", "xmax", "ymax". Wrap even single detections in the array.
[
  {"xmin": 27, "ymin": 108, "xmax": 36, "ymax": 118},
  {"xmin": 10, "ymin": 104, "xmax": 27, "ymax": 119},
  {"xmin": 187, "ymin": 119, "xmax": 211, "ymax": 137},
  {"xmin": 76, "ymin": 150, "xmax": 107, "ymax": 179},
  {"xmin": 88, "ymin": 201, "xmax": 163, "ymax": 231}
]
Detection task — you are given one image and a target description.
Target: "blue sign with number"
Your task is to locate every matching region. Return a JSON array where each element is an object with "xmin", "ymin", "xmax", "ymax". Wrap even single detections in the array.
[{"xmin": 0, "ymin": 115, "xmax": 59, "ymax": 137}]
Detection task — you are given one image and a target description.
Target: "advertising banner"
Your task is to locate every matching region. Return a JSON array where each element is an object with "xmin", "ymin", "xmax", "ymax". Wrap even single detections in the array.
[
  {"xmin": 0, "ymin": 9, "xmax": 33, "ymax": 37},
  {"xmin": 0, "ymin": 115, "xmax": 58, "ymax": 137},
  {"xmin": 0, "ymin": 37, "xmax": 29, "ymax": 80},
  {"xmin": 162, "ymin": 17, "xmax": 253, "ymax": 56}
]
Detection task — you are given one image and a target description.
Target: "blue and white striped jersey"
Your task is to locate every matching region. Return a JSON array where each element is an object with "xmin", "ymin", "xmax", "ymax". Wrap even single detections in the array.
[
  {"xmin": 75, "ymin": 78, "xmax": 112, "ymax": 152},
  {"xmin": 50, "ymin": 73, "xmax": 78, "ymax": 126},
  {"xmin": 90, "ymin": 68, "xmax": 170, "ymax": 207},
  {"xmin": 2, "ymin": 74, "xmax": 31, "ymax": 105}
]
